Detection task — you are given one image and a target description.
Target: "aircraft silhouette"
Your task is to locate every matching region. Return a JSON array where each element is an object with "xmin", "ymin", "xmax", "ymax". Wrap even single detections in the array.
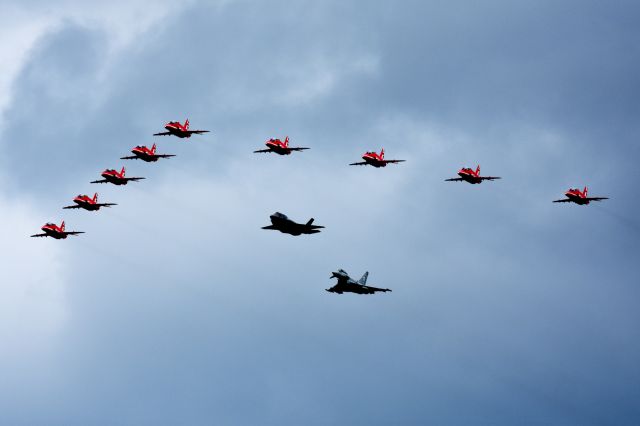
[
  {"xmin": 326, "ymin": 269, "xmax": 391, "ymax": 294},
  {"xmin": 261, "ymin": 212, "xmax": 324, "ymax": 236},
  {"xmin": 121, "ymin": 143, "xmax": 175, "ymax": 162},
  {"xmin": 349, "ymin": 148, "xmax": 405, "ymax": 167},
  {"xmin": 445, "ymin": 165, "xmax": 500, "ymax": 184},
  {"xmin": 153, "ymin": 119, "xmax": 209, "ymax": 138},
  {"xmin": 30, "ymin": 221, "xmax": 84, "ymax": 239},
  {"xmin": 90, "ymin": 167, "xmax": 145, "ymax": 185},
  {"xmin": 254, "ymin": 136, "xmax": 310, "ymax": 155},
  {"xmin": 553, "ymin": 186, "xmax": 608, "ymax": 205},
  {"xmin": 63, "ymin": 193, "xmax": 117, "ymax": 211}
]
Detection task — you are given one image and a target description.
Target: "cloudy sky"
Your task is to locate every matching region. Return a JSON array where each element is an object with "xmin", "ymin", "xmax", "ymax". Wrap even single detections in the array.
[{"xmin": 1, "ymin": 1, "xmax": 639, "ymax": 424}]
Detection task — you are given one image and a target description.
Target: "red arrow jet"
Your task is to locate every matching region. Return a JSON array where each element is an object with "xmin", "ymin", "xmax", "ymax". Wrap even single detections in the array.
[
  {"xmin": 445, "ymin": 165, "xmax": 501, "ymax": 184},
  {"xmin": 349, "ymin": 148, "xmax": 405, "ymax": 167},
  {"xmin": 90, "ymin": 167, "xmax": 145, "ymax": 185},
  {"xmin": 30, "ymin": 221, "xmax": 84, "ymax": 239},
  {"xmin": 553, "ymin": 186, "xmax": 608, "ymax": 205},
  {"xmin": 153, "ymin": 119, "xmax": 209, "ymax": 138},
  {"xmin": 121, "ymin": 143, "xmax": 176, "ymax": 162},
  {"xmin": 63, "ymin": 193, "xmax": 117, "ymax": 211},
  {"xmin": 253, "ymin": 136, "xmax": 309, "ymax": 155}
]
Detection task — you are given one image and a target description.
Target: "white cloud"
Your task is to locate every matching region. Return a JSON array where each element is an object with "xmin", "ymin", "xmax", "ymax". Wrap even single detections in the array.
[{"xmin": 0, "ymin": 183, "xmax": 68, "ymax": 356}]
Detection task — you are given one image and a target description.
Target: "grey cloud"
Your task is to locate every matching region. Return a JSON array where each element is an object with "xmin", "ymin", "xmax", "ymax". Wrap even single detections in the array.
[{"xmin": 1, "ymin": 1, "xmax": 640, "ymax": 425}]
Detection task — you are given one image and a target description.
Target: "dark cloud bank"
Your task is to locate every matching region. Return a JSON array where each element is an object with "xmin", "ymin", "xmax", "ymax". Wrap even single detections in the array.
[{"xmin": 2, "ymin": 1, "xmax": 640, "ymax": 424}]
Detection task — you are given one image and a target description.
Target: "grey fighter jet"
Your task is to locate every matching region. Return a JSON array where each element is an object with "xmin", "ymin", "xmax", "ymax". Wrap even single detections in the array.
[
  {"xmin": 261, "ymin": 212, "xmax": 324, "ymax": 236},
  {"xmin": 326, "ymin": 269, "xmax": 392, "ymax": 294}
]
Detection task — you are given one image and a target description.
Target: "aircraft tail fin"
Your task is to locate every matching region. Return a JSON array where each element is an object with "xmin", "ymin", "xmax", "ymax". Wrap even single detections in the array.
[
  {"xmin": 476, "ymin": 165, "xmax": 480, "ymax": 175},
  {"xmin": 380, "ymin": 148, "xmax": 385, "ymax": 159},
  {"xmin": 93, "ymin": 193, "xmax": 98, "ymax": 203},
  {"xmin": 284, "ymin": 136, "xmax": 289, "ymax": 147},
  {"xmin": 61, "ymin": 221, "xmax": 65, "ymax": 231},
  {"xmin": 120, "ymin": 166, "xmax": 126, "ymax": 177},
  {"xmin": 584, "ymin": 186, "xmax": 588, "ymax": 197},
  {"xmin": 151, "ymin": 143, "xmax": 157, "ymax": 154},
  {"xmin": 358, "ymin": 271, "xmax": 369, "ymax": 285},
  {"xmin": 185, "ymin": 119, "xmax": 190, "ymax": 130},
  {"xmin": 306, "ymin": 218, "xmax": 314, "ymax": 226}
]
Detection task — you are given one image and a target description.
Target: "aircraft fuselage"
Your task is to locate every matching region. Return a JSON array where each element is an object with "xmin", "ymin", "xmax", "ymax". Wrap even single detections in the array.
[
  {"xmin": 458, "ymin": 172, "xmax": 482, "ymax": 184},
  {"xmin": 165, "ymin": 125, "xmax": 190, "ymax": 138},
  {"xmin": 102, "ymin": 174, "xmax": 128, "ymax": 185},
  {"xmin": 363, "ymin": 156, "xmax": 386, "ymax": 167},
  {"xmin": 75, "ymin": 200, "xmax": 101, "ymax": 211}
]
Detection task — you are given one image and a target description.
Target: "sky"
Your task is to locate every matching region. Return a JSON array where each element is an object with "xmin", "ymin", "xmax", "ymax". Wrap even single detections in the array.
[{"xmin": 1, "ymin": 0, "xmax": 640, "ymax": 424}]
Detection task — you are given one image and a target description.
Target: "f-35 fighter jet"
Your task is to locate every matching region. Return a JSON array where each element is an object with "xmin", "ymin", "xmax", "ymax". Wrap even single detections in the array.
[
  {"xmin": 261, "ymin": 212, "xmax": 324, "ymax": 236},
  {"xmin": 326, "ymin": 269, "xmax": 391, "ymax": 294}
]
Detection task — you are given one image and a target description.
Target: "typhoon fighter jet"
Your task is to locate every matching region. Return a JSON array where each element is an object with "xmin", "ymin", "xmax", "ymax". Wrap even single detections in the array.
[
  {"xmin": 445, "ymin": 165, "xmax": 501, "ymax": 184},
  {"xmin": 90, "ymin": 167, "xmax": 145, "ymax": 186},
  {"xmin": 261, "ymin": 212, "xmax": 324, "ymax": 236},
  {"xmin": 553, "ymin": 186, "xmax": 608, "ymax": 205},
  {"xmin": 120, "ymin": 143, "xmax": 175, "ymax": 162},
  {"xmin": 153, "ymin": 119, "xmax": 210, "ymax": 138},
  {"xmin": 63, "ymin": 193, "xmax": 117, "ymax": 211},
  {"xmin": 349, "ymin": 148, "xmax": 405, "ymax": 168},
  {"xmin": 253, "ymin": 136, "xmax": 309, "ymax": 155},
  {"xmin": 30, "ymin": 221, "xmax": 84, "ymax": 239},
  {"xmin": 326, "ymin": 269, "xmax": 391, "ymax": 294}
]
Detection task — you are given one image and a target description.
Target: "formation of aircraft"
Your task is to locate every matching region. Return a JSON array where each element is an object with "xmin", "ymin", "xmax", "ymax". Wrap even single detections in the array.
[
  {"xmin": 349, "ymin": 148, "xmax": 405, "ymax": 167},
  {"xmin": 553, "ymin": 186, "xmax": 609, "ymax": 205},
  {"xmin": 30, "ymin": 221, "xmax": 84, "ymax": 239},
  {"xmin": 31, "ymin": 117, "xmax": 610, "ymax": 294},
  {"xmin": 445, "ymin": 165, "xmax": 501, "ymax": 184},
  {"xmin": 326, "ymin": 269, "xmax": 392, "ymax": 294},
  {"xmin": 153, "ymin": 119, "xmax": 210, "ymax": 138},
  {"xmin": 90, "ymin": 167, "xmax": 145, "ymax": 185},
  {"xmin": 121, "ymin": 143, "xmax": 175, "ymax": 162},
  {"xmin": 63, "ymin": 193, "xmax": 117, "ymax": 211},
  {"xmin": 261, "ymin": 212, "xmax": 324, "ymax": 236},
  {"xmin": 253, "ymin": 136, "xmax": 309, "ymax": 155}
]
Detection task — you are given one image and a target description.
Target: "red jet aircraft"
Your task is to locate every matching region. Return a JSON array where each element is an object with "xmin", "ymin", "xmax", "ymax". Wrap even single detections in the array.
[
  {"xmin": 553, "ymin": 186, "xmax": 608, "ymax": 205},
  {"xmin": 30, "ymin": 221, "xmax": 84, "ymax": 239},
  {"xmin": 90, "ymin": 167, "xmax": 145, "ymax": 186},
  {"xmin": 445, "ymin": 165, "xmax": 501, "ymax": 184},
  {"xmin": 121, "ymin": 143, "xmax": 176, "ymax": 162},
  {"xmin": 153, "ymin": 119, "xmax": 209, "ymax": 138},
  {"xmin": 349, "ymin": 148, "xmax": 405, "ymax": 167},
  {"xmin": 254, "ymin": 136, "xmax": 310, "ymax": 155},
  {"xmin": 63, "ymin": 193, "xmax": 117, "ymax": 211}
]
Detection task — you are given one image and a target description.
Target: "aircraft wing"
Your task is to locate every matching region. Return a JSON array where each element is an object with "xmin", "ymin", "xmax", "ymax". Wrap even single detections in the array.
[
  {"xmin": 187, "ymin": 130, "xmax": 210, "ymax": 135},
  {"xmin": 384, "ymin": 159, "xmax": 406, "ymax": 164},
  {"xmin": 96, "ymin": 203, "xmax": 117, "ymax": 208},
  {"xmin": 349, "ymin": 162, "xmax": 368, "ymax": 166},
  {"xmin": 289, "ymin": 147, "xmax": 310, "ymax": 151},
  {"xmin": 62, "ymin": 205, "xmax": 83, "ymax": 210},
  {"xmin": 552, "ymin": 198, "xmax": 572, "ymax": 203},
  {"xmin": 64, "ymin": 231, "xmax": 85, "ymax": 236},
  {"xmin": 124, "ymin": 177, "xmax": 146, "ymax": 182},
  {"xmin": 480, "ymin": 176, "xmax": 501, "ymax": 181},
  {"xmin": 254, "ymin": 149, "xmax": 272, "ymax": 153},
  {"xmin": 445, "ymin": 178, "xmax": 464, "ymax": 182},
  {"xmin": 261, "ymin": 225, "xmax": 278, "ymax": 230},
  {"xmin": 586, "ymin": 197, "xmax": 609, "ymax": 202},
  {"xmin": 155, "ymin": 154, "xmax": 176, "ymax": 159},
  {"xmin": 90, "ymin": 179, "xmax": 109, "ymax": 184},
  {"xmin": 120, "ymin": 155, "xmax": 139, "ymax": 160},
  {"xmin": 153, "ymin": 131, "xmax": 172, "ymax": 136},
  {"xmin": 30, "ymin": 233, "xmax": 48, "ymax": 238},
  {"xmin": 364, "ymin": 285, "xmax": 392, "ymax": 293}
]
